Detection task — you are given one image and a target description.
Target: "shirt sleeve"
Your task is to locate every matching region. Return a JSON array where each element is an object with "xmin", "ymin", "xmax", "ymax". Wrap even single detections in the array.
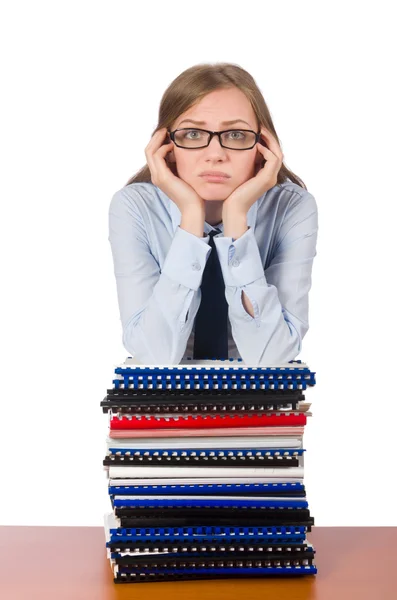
[
  {"xmin": 213, "ymin": 191, "xmax": 318, "ymax": 365},
  {"xmin": 108, "ymin": 189, "xmax": 211, "ymax": 364}
]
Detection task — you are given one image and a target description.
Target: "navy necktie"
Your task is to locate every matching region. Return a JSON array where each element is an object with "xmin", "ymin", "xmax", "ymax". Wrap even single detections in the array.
[{"xmin": 193, "ymin": 228, "xmax": 229, "ymax": 360}]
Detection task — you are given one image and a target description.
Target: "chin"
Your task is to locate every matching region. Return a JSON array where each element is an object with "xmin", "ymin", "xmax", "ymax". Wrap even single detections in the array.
[
  {"xmin": 198, "ymin": 189, "xmax": 229, "ymax": 201},
  {"xmin": 197, "ymin": 179, "xmax": 232, "ymax": 194}
]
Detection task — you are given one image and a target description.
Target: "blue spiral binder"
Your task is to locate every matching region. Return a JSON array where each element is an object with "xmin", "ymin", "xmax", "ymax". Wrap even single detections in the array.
[{"xmin": 103, "ymin": 358, "xmax": 317, "ymax": 582}]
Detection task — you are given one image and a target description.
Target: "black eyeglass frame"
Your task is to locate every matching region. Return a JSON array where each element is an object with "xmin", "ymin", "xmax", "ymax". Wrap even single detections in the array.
[{"xmin": 168, "ymin": 128, "xmax": 261, "ymax": 150}]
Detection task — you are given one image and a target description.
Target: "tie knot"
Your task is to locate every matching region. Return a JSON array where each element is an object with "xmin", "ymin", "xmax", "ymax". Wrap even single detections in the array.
[{"xmin": 209, "ymin": 228, "xmax": 221, "ymax": 238}]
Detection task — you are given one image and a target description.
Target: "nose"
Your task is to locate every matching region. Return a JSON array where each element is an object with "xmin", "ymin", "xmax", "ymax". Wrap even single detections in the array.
[{"xmin": 203, "ymin": 134, "xmax": 228, "ymax": 157}]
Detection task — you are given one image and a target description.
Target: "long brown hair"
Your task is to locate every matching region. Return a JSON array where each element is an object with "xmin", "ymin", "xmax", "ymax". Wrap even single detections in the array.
[{"xmin": 125, "ymin": 62, "xmax": 306, "ymax": 190}]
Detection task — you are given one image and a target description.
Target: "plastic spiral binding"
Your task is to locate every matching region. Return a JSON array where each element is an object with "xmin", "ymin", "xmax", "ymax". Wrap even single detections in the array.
[
  {"xmin": 107, "ymin": 447, "xmax": 303, "ymax": 457},
  {"xmin": 111, "ymin": 361, "xmax": 316, "ymax": 392},
  {"xmin": 113, "ymin": 547, "xmax": 315, "ymax": 563},
  {"xmin": 108, "ymin": 481, "xmax": 306, "ymax": 497},
  {"xmin": 108, "ymin": 540, "xmax": 311, "ymax": 553},
  {"xmin": 115, "ymin": 507, "xmax": 313, "ymax": 525},
  {"xmin": 112, "ymin": 497, "xmax": 308, "ymax": 510},
  {"xmin": 113, "ymin": 566, "xmax": 317, "ymax": 583},
  {"xmin": 109, "ymin": 412, "xmax": 307, "ymax": 429},
  {"xmin": 113, "ymin": 377, "xmax": 310, "ymax": 392},
  {"xmin": 106, "ymin": 520, "xmax": 310, "ymax": 544},
  {"xmin": 101, "ymin": 390, "xmax": 305, "ymax": 414},
  {"xmin": 102, "ymin": 358, "xmax": 317, "ymax": 583}
]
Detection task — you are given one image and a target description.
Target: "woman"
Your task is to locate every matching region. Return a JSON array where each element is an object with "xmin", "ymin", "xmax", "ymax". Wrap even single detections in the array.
[{"xmin": 108, "ymin": 62, "xmax": 319, "ymax": 365}]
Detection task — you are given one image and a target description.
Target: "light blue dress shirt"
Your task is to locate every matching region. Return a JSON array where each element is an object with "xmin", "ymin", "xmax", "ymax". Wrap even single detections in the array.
[{"xmin": 108, "ymin": 180, "xmax": 318, "ymax": 365}]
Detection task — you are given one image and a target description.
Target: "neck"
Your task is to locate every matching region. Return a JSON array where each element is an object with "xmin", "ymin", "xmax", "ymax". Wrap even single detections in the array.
[{"xmin": 205, "ymin": 200, "xmax": 224, "ymax": 227}]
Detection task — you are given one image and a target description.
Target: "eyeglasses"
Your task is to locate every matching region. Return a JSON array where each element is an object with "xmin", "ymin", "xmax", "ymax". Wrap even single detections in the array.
[{"xmin": 168, "ymin": 128, "xmax": 260, "ymax": 150}]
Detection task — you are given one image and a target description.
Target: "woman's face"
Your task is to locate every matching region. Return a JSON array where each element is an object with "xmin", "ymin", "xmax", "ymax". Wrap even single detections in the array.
[{"xmin": 169, "ymin": 87, "xmax": 262, "ymax": 201}]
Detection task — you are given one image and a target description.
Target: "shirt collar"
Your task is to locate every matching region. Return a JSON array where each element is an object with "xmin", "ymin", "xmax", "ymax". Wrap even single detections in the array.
[{"xmin": 155, "ymin": 185, "xmax": 261, "ymax": 235}]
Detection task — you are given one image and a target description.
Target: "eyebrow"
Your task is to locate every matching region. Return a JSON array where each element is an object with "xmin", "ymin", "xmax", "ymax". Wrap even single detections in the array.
[{"xmin": 177, "ymin": 118, "xmax": 252, "ymax": 128}]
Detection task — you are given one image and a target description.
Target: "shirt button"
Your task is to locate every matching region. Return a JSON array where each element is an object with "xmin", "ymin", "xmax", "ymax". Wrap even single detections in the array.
[
  {"xmin": 231, "ymin": 258, "xmax": 240, "ymax": 267},
  {"xmin": 192, "ymin": 262, "xmax": 201, "ymax": 271}
]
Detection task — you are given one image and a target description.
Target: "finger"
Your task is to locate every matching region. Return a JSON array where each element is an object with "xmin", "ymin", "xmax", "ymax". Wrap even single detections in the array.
[
  {"xmin": 145, "ymin": 128, "xmax": 168, "ymax": 153},
  {"xmin": 255, "ymin": 145, "xmax": 281, "ymax": 182},
  {"xmin": 154, "ymin": 142, "xmax": 174, "ymax": 167},
  {"xmin": 256, "ymin": 143, "xmax": 279, "ymax": 162},
  {"xmin": 260, "ymin": 126, "xmax": 284, "ymax": 161},
  {"xmin": 156, "ymin": 141, "xmax": 173, "ymax": 156},
  {"xmin": 145, "ymin": 129, "xmax": 171, "ymax": 179},
  {"xmin": 150, "ymin": 142, "xmax": 175, "ymax": 183},
  {"xmin": 257, "ymin": 142, "xmax": 282, "ymax": 166}
]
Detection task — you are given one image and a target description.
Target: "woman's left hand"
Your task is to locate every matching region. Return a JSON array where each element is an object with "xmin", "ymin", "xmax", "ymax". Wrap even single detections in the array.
[{"xmin": 222, "ymin": 126, "xmax": 284, "ymax": 217}]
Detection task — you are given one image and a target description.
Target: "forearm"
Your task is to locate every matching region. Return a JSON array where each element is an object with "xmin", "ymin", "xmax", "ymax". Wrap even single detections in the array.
[
  {"xmin": 213, "ymin": 224, "xmax": 316, "ymax": 365},
  {"xmin": 222, "ymin": 205, "xmax": 249, "ymax": 240},
  {"xmin": 180, "ymin": 206, "xmax": 206, "ymax": 237},
  {"xmin": 225, "ymin": 280, "xmax": 304, "ymax": 365},
  {"xmin": 241, "ymin": 290, "xmax": 255, "ymax": 318},
  {"xmin": 222, "ymin": 206, "xmax": 256, "ymax": 317},
  {"xmin": 122, "ymin": 275, "xmax": 200, "ymax": 364}
]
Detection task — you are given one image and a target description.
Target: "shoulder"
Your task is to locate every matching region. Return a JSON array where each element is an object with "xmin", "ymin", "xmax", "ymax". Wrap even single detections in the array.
[
  {"xmin": 272, "ymin": 182, "xmax": 318, "ymax": 243},
  {"xmin": 275, "ymin": 181, "xmax": 318, "ymax": 213},
  {"xmin": 110, "ymin": 182, "xmax": 156, "ymax": 208},
  {"xmin": 110, "ymin": 182, "xmax": 168, "ymax": 217},
  {"xmin": 258, "ymin": 181, "xmax": 318, "ymax": 243},
  {"xmin": 259, "ymin": 181, "xmax": 318, "ymax": 229}
]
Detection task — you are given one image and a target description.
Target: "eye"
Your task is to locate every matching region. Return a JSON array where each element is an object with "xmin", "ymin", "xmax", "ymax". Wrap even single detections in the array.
[
  {"xmin": 226, "ymin": 130, "xmax": 246, "ymax": 139},
  {"xmin": 184, "ymin": 129, "xmax": 204, "ymax": 139}
]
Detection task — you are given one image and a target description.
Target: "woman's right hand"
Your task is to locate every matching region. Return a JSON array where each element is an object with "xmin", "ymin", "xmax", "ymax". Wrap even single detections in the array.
[{"xmin": 145, "ymin": 128, "xmax": 205, "ymax": 215}]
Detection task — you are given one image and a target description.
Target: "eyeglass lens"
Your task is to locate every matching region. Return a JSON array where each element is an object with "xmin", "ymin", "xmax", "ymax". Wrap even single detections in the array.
[{"xmin": 174, "ymin": 129, "xmax": 256, "ymax": 149}]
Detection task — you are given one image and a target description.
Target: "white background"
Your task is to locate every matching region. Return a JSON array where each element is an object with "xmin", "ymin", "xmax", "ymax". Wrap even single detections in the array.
[{"xmin": 1, "ymin": 1, "xmax": 396, "ymax": 526}]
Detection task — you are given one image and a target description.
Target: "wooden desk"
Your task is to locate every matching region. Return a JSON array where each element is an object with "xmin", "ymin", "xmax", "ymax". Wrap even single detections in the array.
[{"xmin": 0, "ymin": 526, "xmax": 396, "ymax": 600}]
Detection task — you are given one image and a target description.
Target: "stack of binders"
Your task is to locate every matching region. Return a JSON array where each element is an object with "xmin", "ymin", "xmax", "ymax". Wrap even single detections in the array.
[{"xmin": 102, "ymin": 357, "xmax": 317, "ymax": 584}]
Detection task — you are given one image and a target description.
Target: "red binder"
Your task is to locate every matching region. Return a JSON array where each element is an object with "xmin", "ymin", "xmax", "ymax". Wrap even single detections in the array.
[{"xmin": 110, "ymin": 412, "xmax": 307, "ymax": 430}]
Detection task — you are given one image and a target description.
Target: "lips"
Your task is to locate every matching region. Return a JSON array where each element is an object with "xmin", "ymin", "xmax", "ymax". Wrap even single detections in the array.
[
  {"xmin": 200, "ymin": 174, "xmax": 230, "ymax": 183},
  {"xmin": 200, "ymin": 171, "xmax": 230, "ymax": 178}
]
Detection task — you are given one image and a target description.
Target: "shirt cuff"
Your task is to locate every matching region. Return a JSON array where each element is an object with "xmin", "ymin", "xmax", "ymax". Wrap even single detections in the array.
[
  {"xmin": 161, "ymin": 226, "xmax": 211, "ymax": 291},
  {"xmin": 213, "ymin": 226, "xmax": 264, "ymax": 286}
]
